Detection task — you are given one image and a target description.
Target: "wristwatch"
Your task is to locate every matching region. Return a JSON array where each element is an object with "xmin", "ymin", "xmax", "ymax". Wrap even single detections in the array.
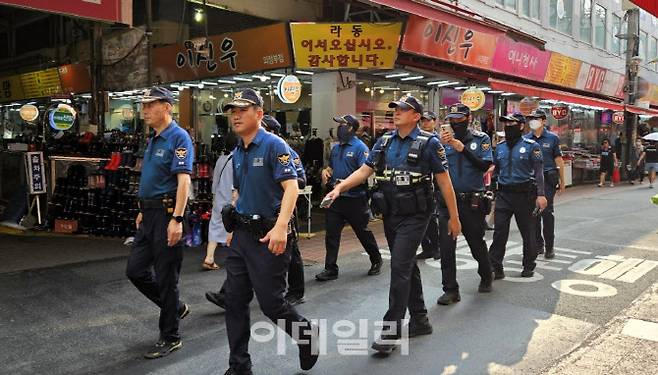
[{"xmin": 172, "ymin": 215, "xmax": 184, "ymax": 223}]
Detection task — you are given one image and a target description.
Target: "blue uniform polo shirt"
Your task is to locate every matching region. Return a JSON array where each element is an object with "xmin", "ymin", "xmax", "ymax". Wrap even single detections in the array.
[
  {"xmin": 524, "ymin": 129, "xmax": 562, "ymax": 172},
  {"xmin": 444, "ymin": 131, "xmax": 493, "ymax": 193},
  {"xmin": 494, "ymin": 138, "xmax": 543, "ymax": 186},
  {"xmin": 232, "ymin": 127, "xmax": 297, "ymax": 218},
  {"xmin": 329, "ymin": 136, "xmax": 369, "ymax": 197},
  {"xmin": 366, "ymin": 126, "xmax": 448, "ymax": 174},
  {"xmin": 138, "ymin": 121, "xmax": 194, "ymax": 199}
]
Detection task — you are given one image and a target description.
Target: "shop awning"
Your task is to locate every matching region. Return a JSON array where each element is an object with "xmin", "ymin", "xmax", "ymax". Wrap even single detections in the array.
[
  {"xmin": 489, "ymin": 78, "xmax": 625, "ymax": 111},
  {"xmin": 631, "ymin": 1, "xmax": 658, "ymax": 18},
  {"xmin": 626, "ymin": 105, "xmax": 658, "ymax": 117}
]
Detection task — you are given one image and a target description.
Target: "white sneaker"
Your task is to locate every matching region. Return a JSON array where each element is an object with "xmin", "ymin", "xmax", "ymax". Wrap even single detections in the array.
[{"xmin": 609, "ymin": 183, "xmax": 614, "ymax": 187}]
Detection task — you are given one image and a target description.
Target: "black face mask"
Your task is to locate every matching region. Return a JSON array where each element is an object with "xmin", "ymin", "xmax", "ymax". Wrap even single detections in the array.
[
  {"xmin": 505, "ymin": 124, "xmax": 522, "ymax": 144},
  {"xmin": 451, "ymin": 121, "xmax": 469, "ymax": 140}
]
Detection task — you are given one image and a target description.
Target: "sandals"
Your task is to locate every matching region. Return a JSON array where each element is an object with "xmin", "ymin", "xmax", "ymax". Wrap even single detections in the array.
[{"xmin": 202, "ymin": 261, "xmax": 219, "ymax": 271}]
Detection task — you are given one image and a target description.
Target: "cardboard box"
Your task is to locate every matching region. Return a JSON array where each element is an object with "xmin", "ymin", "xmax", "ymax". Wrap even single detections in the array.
[{"xmin": 54, "ymin": 219, "xmax": 78, "ymax": 233}]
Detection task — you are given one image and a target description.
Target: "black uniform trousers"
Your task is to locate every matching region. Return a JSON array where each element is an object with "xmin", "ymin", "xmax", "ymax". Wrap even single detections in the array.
[
  {"xmin": 324, "ymin": 195, "xmax": 381, "ymax": 272},
  {"xmin": 382, "ymin": 212, "xmax": 430, "ymax": 334},
  {"xmin": 420, "ymin": 214, "xmax": 440, "ymax": 255},
  {"xmin": 536, "ymin": 171, "xmax": 558, "ymax": 252},
  {"xmin": 225, "ymin": 227, "xmax": 312, "ymax": 372},
  {"xmin": 438, "ymin": 199, "xmax": 492, "ymax": 292},
  {"xmin": 126, "ymin": 207, "xmax": 184, "ymax": 342},
  {"xmin": 488, "ymin": 191, "xmax": 538, "ymax": 271}
]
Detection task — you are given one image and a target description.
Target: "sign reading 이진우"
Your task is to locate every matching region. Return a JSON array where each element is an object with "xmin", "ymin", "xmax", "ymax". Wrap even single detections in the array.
[
  {"xmin": 290, "ymin": 23, "xmax": 402, "ymax": 69},
  {"xmin": 152, "ymin": 23, "xmax": 292, "ymax": 83}
]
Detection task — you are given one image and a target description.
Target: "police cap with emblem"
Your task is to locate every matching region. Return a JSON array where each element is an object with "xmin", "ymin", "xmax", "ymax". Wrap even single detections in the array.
[
  {"xmin": 445, "ymin": 103, "xmax": 470, "ymax": 119},
  {"xmin": 332, "ymin": 114, "xmax": 360, "ymax": 131},
  {"xmin": 527, "ymin": 108, "xmax": 547, "ymax": 119},
  {"xmin": 262, "ymin": 115, "xmax": 282, "ymax": 134},
  {"xmin": 421, "ymin": 111, "xmax": 437, "ymax": 121},
  {"xmin": 222, "ymin": 88, "xmax": 264, "ymax": 111},
  {"xmin": 388, "ymin": 95, "xmax": 423, "ymax": 113},
  {"xmin": 140, "ymin": 86, "xmax": 175, "ymax": 104},
  {"xmin": 499, "ymin": 113, "xmax": 526, "ymax": 123}
]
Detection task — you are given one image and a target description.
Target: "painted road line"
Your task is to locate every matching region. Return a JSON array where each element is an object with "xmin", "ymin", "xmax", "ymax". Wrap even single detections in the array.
[
  {"xmin": 621, "ymin": 319, "xmax": 658, "ymax": 342},
  {"xmin": 554, "ymin": 252, "xmax": 578, "ymax": 259},
  {"xmin": 616, "ymin": 260, "xmax": 658, "ymax": 283},
  {"xmin": 599, "ymin": 258, "xmax": 644, "ymax": 281},
  {"xmin": 506, "ymin": 260, "xmax": 562, "ymax": 271},
  {"xmin": 553, "ymin": 247, "xmax": 593, "ymax": 255}
]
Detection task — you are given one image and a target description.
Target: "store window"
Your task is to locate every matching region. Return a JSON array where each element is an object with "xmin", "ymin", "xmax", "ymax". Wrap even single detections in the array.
[
  {"xmin": 650, "ymin": 37, "xmax": 658, "ymax": 71},
  {"xmin": 639, "ymin": 31, "xmax": 647, "ymax": 62},
  {"xmin": 496, "ymin": 0, "xmax": 517, "ymax": 10},
  {"xmin": 549, "ymin": 0, "xmax": 573, "ymax": 35},
  {"xmin": 521, "ymin": 0, "xmax": 540, "ymax": 19},
  {"xmin": 611, "ymin": 14, "xmax": 622, "ymax": 55},
  {"xmin": 594, "ymin": 4, "xmax": 607, "ymax": 49},
  {"xmin": 579, "ymin": 0, "xmax": 592, "ymax": 43}
]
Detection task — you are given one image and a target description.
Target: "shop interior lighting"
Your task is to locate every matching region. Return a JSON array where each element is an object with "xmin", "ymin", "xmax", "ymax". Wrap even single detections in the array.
[
  {"xmin": 454, "ymin": 86, "xmax": 471, "ymax": 90},
  {"xmin": 233, "ymin": 77, "xmax": 253, "ymax": 82},
  {"xmin": 501, "ymin": 92, "xmax": 516, "ymax": 96},
  {"xmin": 488, "ymin": 90, "xmax": 505, "ymax": 94},
  {"xmin": 427, "ymin": 80, "xmax": 450, "ymax": 86},
  {"xmin": 269, "ymin": 73, "xmax": 285, "ymax": 77},
  {"xmin": 400, "ymin": 75, "xmax": 424, "ymax": 81},
  {"xmin": 379, "ymin": 89, "xmax": 385, "ymax": 94},
  {"xmin": 194, "ymin": 8, "xmax": 204, "ymax": 23},
  {"xmin": 252, "ymin": 75, "xmax": 270, "ymax": 82},
  {"xmin": 217, "ymin": 79, "xmax": 236, "ymax": 84},
  {"xmin": 221, "ymin": 89, "xmax": 233, "ymax": 92},
  {"xmin": 224, "ymin": 93, "xmax": 229, "ymax": 98},
  {"xmin": 209, "ymin": 95, "xmax": 216, "ymax": 100},
  {"xmin": 201, "ymin": 81, "xmax": 218, "ymax": 86},
  {"xmin": 435, "ymin": 82, "xmax": 460, "ymax": 87},
  {"xmin": 385, "ymin": 72, "xmax": 410, "ymax": 78},
  {"xmin": 477, "ymin": 87, "xmax": 491, "ymax": 91},
  {"xmin": 295, "ymin": 70, "xmax": 315, "ymax": 75},
  {"xmin": 365, "ymin": 87, "xmax": 371, "ymax": 92}
]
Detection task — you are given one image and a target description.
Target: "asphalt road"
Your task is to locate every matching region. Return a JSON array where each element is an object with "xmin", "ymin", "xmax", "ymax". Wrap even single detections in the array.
[{"xmin": 1, "ymin": 184, "xmax": 657, "ymax": 375}]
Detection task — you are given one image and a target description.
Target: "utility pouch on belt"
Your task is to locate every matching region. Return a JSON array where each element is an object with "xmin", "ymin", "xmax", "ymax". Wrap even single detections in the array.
[
  {"xmin": 391, "ymin": 185, "xmax": 432, "ymax": 216},
  {"xmin": 162, "ymin": 196, "xmax": 175, "ymax": 214},
  {"xmin": 221, "ymin": 205, "xmax": 237, "ymax": 232},
  {"xmin": 370, "ymin": 187, "xmax": 389, "ymax": 216}
]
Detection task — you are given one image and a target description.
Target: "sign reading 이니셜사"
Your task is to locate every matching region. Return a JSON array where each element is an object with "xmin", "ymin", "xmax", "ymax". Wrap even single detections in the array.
[
  {"xmin": 290, "ymin": 23, "xmax": 402, "ymax": 69},
  {"xmin": 151, "ymin": 23, "xmax": 292, "ymax": 83}
]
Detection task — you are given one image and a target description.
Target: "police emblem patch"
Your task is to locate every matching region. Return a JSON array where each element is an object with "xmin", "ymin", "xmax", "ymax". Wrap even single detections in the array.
[
  {"xmin": 533, "ymin": 149, "xmax": 542, "ymax": 157},
  {"xmin": 293, "ymin": 157, "xmax": 301, "ymax": 166},
  {"xmin": 277, "ymin": 153, "xmax": 291, "ymax": 166},
  {"xmin": 481, "ymin": 142, "xmax": 491, "ymax": 151},
  {"xmin": 519, "ymin": 147, "xmax": 526, "ymax": 154},
  {"xmin": 437, "ymin": 147, "xmax": 447, "ymax": 159},
  {"xmin": 175, "ymin": 148, "xmax": 187, "ymax": 159},
  {"xmin": 364, "ymin": 151, "xmax": 369, "ymax": 158},
  {"xmin": 235, "ymin": 91, "xmax": 243, "ymax": 99}
]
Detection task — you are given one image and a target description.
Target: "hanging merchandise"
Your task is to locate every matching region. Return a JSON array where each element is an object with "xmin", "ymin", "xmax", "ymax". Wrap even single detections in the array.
[{"xmin": 49, "ymin": 103, "xmax": 76, "ymax": 131}]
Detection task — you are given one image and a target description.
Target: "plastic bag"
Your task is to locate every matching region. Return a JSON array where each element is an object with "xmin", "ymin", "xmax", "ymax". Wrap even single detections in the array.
[{"xmin": 612, "ymin": 168, "xmax": 621, "ymax": 183}]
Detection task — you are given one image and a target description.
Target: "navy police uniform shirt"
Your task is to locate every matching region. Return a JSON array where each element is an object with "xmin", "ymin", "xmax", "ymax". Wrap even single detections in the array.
[
  {"xmin": 232, "ymin": 127, "xmax": 297, "ymax": 218},
  {"xmin": 139, "ymin": 121, "xmax": 194, "ymax": 198},
  {"xmin": 366, "ymin": 126, "xmax": 448, "ymax": 175},
  {"xmin": 329, "ymin": 135, "xmax": 369, "ymax": 197},
  {"xmin": 494, "ymin": 138, "xmax": 543, "ymax": 186},
  {"xmin": 524, "ymin": 129, "xmax": 562, "ymax": 172},
  {"xmin": 444, "ymin": 130, "xmax": 493, "ymax": 193}
]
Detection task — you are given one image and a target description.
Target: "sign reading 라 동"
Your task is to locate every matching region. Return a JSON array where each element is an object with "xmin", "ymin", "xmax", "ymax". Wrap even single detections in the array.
[{"xmin": 290, "ymin": 22, "xmax": 402, "ymax": 69}]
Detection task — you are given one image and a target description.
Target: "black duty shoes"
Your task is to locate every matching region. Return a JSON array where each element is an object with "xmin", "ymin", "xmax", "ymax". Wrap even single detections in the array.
[
  {"xmin": 178, "ymin": 303, "xmax": 190, "ymax": 320},
  {"xmin": 284, "ymin": 294, "xmax": 306, "ymax": 306},
  {"xmin": 493, "ymin": 268, "xmax": 505, "ymax": 280},
  {"xmin": 544, "ymin": 248, "xmax": 555, "ymax": 259},
  {"xmin": 367, "ymin": 261, "xmax": 383, "ymax": 276},
  {"xmin": 407, "ymin": 315, "xmax": 433, "ymax": 338},
  {"xmin": 521, "ymin": 268, "xmax": 534, "ymax": 278},
  {"xmin": 205, "ymin": 291, "xmax": 226, "ymax": 309},
  {"xmin": 315, "ymin": 269, "xmax": 338, "ymax": 281},
  {"xmin": 144, "ymin": 340, "xmax": 182, "ymax": 359},
  {"xmin": 437, "ymin": 291, "xmax": 461, "ymax": 305}
]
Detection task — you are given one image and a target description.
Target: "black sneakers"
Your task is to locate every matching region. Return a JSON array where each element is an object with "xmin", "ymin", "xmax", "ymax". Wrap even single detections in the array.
[
  {"xmin": 493, "ymin": 268, "xmax": 505, "ymax": 280},
  {"xmin": 367, "ymin": 261, "xmax": 383, "ymax": 276},
  {"xmin": 544, "ymin": 248, "xmax": 555, "ymax": 259},
  {"xmin": 371, "ymin": 333, "xmax": 400, "ymax": 354},
  {"xmin": 298, "ymin": 323, "xmax": 320, "ymax": 370},
  {"xmin": 223, "ymin": 368, "xmax": 253, "ymax": 375},
  {"xmin": 315, "ymin": 269, "xmax": 338, "ymax": 281},
  {"xmin": 178, "ymin": 303, "xmax": 190, "ymax": 320},
  {"xmin": 478, "ymin": 280, "xmax": 493, "ymax": 293},
  {"xmin": 144, "ymin": 340, "xmax": 182, "ymax": 359},
  {"xmin": 521, "ymin": 268, "xmax": 534, "ymax": 278},
  {"xmin": 205, "ymin": 291, "xmax": 226, "ymax": 309},
  {"xmin": 437, "ymin": 291, "xmax": 461, "ymax": 305},
  {"xmin": 416, "ymin": 251, "xmax": 440, "ymax": 260},
  {"xmin": 284, "ymin": 294, "xmax": 305, "ymax": 306}
]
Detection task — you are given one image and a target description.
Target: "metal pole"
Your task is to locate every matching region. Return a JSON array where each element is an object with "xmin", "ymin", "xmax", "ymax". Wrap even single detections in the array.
[
  {"xmin": 146, "ymin": 0, "xmax": 153, "ymax": 87},
  {"xmin": 623, "ymin": 8, "xmax": 640, "ymax": 180}
]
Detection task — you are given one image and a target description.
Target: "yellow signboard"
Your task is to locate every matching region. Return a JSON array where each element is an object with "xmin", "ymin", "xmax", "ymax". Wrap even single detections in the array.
[
  {"xmin": 290, "ymin": 23, "xmax": 402, "ymax": 69},
  {"xmin": 0, "ymin": 74, "xmax": 25, "ymax": 102},
  {"xmin": 544, "ymin": 53, "xmax": 582, "ymax": 88},
  {"xmin": 20, "ymin": 68, "xmax": 62, "ymax": 98}
]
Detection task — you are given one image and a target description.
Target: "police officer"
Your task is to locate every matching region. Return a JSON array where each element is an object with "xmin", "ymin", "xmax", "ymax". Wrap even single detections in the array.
[
  {"xmin": 221, "ymin": 89, "xmax": 318, "ymax": 375},
  {"xmin": 417, "ymin": 111, "xmax": 441, "ymax": 260},
  {"xmin": 524, "ymin": 109, "xmax": 565, "ymax": 259},
  {"xmin": 204, "ymin": 115, "xmax": 308, "ymax": 309},
  {"xmin": 323, "ymin": 95, "xmax": 461, "ymax": 354},
  {"xmin": 125, "ymin": 87, "xmax": 193, "ymax": 359},
  {"xmin": 437, "ymin": 104, "xmax": 494, "ymax": 305},
  {"xmin": 488, "ymin": 113, "xmax": 547, "ymax": 279},
  {"xmin": 316, "ymin": 114, "xmax": 382, "ymax": 281}
]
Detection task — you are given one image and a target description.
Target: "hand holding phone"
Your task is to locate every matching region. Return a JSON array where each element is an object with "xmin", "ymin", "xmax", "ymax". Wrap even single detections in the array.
[{"xmin": 320, "ymin": 196, "xmax": 334, "ymax": 208}]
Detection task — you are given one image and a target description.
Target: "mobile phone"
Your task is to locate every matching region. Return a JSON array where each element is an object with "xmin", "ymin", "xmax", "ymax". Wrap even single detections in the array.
[
  {"xmin": 320, "ymin": 196, "xmax": 334, "ymax": 208},
  {"xmin": 532, "ymin": 207, "xmax": 542, "ymax": 217},
  {"xmin": 440, "ymin": 124, "xmax": 453, "ymax": 135}
]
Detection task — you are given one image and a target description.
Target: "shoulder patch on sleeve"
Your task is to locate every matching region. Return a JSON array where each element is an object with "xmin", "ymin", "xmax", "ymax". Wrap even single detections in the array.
[
  {"xmin": 437, "ymin": 147, "xmax": 447, "ymax": 159},
  {"xmin": 533, "ymin": 148, "xmax": 542, "ymax": 157},
  {"xmin": 481, "ymin": 142, "xmax": 491, "ymax": 151},
  {"xmin": 175, "ymin": 148, "xmax": 188, "ymax": 160},
  {"xmin": 293, "ymin": 156, "xmax": 301, "ymax": 166},
  {"xmin": 523, "ymin": 138, "xmax": 536, "ymax": 144},
  {"xmin": 277, "ymin": 153, "xmax": 291, "ymax": 166}
]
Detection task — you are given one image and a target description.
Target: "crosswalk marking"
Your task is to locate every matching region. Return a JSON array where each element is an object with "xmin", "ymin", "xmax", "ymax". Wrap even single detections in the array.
[
  {"xmin": 506, "ymin": 260, "xmax": 562, "ymax": 271},
  {"xmin": 617, "ymin": 260, "xmax": 658, "ymax": 283},
  {"xmin": 553, "ymin": 247, "xmax": 592, "ymax": 255}
]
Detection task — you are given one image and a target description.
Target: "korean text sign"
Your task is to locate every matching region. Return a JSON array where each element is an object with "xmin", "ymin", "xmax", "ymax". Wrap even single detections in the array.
[{"xmin": 290, "ymin": 23, "xmax": 402, "ymax": 69}]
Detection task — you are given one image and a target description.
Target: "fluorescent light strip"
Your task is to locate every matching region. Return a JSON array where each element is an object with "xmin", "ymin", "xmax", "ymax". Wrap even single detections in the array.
[
  {"xmin": 233, "ymin": 77, "xmax": 253, "ymax": 82},
  {"xmin": 217, "ymin": 79, "xmax": 236, "ymax": 84},
  {"xmin": 295, "ymin": 70, "xmax": 315, "ymax": 75},
  {"xmin": 488, "ymin": 90, "xmax": 505, "ymax": 94},
  {"xmin": 501, "ymin": 92, "xmax": 516, "ymax": 96},
  {"xmin": 454, "ymin": 86, "xmax": 471, "ymax": 90},
  {"xmin": 385, "ymin": 72, "xmax": 410, "ymax": 78},
  {"xmin": 201, "ymin": 81, "xmax": 218, "ymax": 86},
  {"xmin": 400, "ymin": 75, "xmax": 424, "ymax": 81},
  {"xmin": 252, "ymin": 75, "xmax": 270, "ymax": 80},
  {"xmin": 427, "ymin": 81, "xmax": 449, "ymax": 86},
  {"xmin": 477, "ymin": 87, "xmax": 491, "ymax": 91},
  {"xmin": 436, "ymin": 82, "xmax": 460, "ymax": 87},
  {"xmin": 269, "ymin": 73, "xmax": 285, "ymax": 77}
]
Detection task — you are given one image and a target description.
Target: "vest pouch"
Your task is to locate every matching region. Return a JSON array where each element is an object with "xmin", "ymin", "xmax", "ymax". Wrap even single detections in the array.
[
  {"xmin": 414, "ymin": 185, "xmax": 430, "ymax": 213},
  {"xmin": 370, "ymin": 189, "xmax": 389, "ymax": 216},
  {"xmin": 392, "ymin": 190, "xmax": 418, "ymax": 216}
]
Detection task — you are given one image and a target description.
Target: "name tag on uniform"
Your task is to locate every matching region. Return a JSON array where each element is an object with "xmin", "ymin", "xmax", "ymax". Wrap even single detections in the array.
[
  {"xmin": 543, "ymin": 143, "xmax": 551, "ymax": 148},
  {"xmin": 155, "ymin": 149, "xmax": 165, "ymax": 157},
  {"xmin": 395, "ymin": 175, "xmax": 410, "ymax": 186},
  {"xmin": 346, "ymin": 151, "xmax": 354, "ymax": 157},
  {"xmin": 252, "ymin": 157, "xmax": 264, "ymax": 167}
]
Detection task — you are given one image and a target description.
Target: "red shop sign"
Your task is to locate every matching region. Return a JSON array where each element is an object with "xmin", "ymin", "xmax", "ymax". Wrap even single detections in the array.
[
  {"xmin": 551, "ymin": 104, "xmax": 569, "ymax": 120},
  {"xmin": 584, "ymin": 66, "xmax": 607, "ymax": 93},
  {"xmin": 612, "ymin": 111, "xmax": 625, "ymax": 125}
]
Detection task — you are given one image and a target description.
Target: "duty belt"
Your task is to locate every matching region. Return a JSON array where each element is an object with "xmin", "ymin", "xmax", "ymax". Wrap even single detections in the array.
[
  {"xmin": 138, "ymin": 193, "xmax": 177, "ymax": 211},
  {"xmin": 498, "ymin": 182, "xmax": 534, "ymax": 193},
  {"xmin": 235, "ymin": 212, "xmax": 279, "ymax": 239},
  {"xmin": 375, "ymin": 169, "xmax": 431, "ymax": 186},
  {"xmin": 456, "ymin": 191, "xmax": 486, "ymax": 201}
]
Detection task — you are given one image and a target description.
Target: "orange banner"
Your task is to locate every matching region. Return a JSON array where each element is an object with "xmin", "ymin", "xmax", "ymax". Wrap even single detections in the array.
[
  {"xmin": 401, "ymin": 14, "xmax": 501, "ymax": 70},
  {"xmin": 152, "ymin": 23, "xmax": 292, "ymax": 83},
  {"xmin": 544, "ymin": 53, "xmax": 582, "ymax": 88}
]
